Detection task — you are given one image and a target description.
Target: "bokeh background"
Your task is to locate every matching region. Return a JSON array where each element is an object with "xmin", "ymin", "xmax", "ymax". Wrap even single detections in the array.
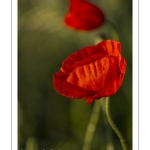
[{"xmin": 18, "ymin": 0, "xmax": 132, "ymax": 150}]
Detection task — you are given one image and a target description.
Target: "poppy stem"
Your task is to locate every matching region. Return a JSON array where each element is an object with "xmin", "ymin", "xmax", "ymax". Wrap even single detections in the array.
[
  {"xmin": 101, "ymin": 99, "xmax": 114, "ymax": 150},
  {"xmin": 106, "ymin": 19, "xmax": 120, "ymax": 41},
  {"xmin": 105, "ymin": 97, "xmax": 127, "ymax": 150},
  {"xmin": 82, "ymin": 99, "xmax": 101, "ymax": 150}
]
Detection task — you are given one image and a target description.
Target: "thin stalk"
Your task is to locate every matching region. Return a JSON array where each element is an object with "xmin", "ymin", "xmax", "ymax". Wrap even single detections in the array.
[
  {"xmin": 106, "ymin": 19, "xmax": 120, "ymax": 41},
  {"xmin": 101, "ymin": 99, "xmax": 114, "ymax": 150},
  {"xmin": 82, "ymin": 99, "xmax": 101, "ymax": 150},
  {"xmin": 105, "ymin": 97, "xmax": 127, "ymax": 150}
]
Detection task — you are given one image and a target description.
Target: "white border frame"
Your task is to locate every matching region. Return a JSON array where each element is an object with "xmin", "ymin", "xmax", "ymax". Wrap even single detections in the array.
[
  {"xmin": 133, "ymin": 0, "xmax": 139, "ymax": 149},
  {"xmin": 0, "ymin": 0, "xmax": 13, "ymax": 149},
  {"xmin": 12, "ymin": 0, "xmax": 18, "ymax": 149},
  {"xmin": 9, "ymin": 0, "xmax": 141, "ymax": 149},
  {"xmin": 139, "ymin": 0, "xmax": 150, "ymax": 149}
]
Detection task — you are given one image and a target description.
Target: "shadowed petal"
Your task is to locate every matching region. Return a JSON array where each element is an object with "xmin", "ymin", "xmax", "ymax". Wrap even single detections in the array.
[
  {"xmin": 53, "ymin": 71, "xmax": 97, "ymax": 99},
  {"xmin": 92, "ymin": 56, "xmax": 126, "ymax": 99}
]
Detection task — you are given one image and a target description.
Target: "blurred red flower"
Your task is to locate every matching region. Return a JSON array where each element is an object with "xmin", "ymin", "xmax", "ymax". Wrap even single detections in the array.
[
  {"xmin": 64, "ymin": 0, "xmax": 105, "ymax": 31},
  {"xmin": 53, "ymin": 40, "xmax": 126, "ymax": 104}
]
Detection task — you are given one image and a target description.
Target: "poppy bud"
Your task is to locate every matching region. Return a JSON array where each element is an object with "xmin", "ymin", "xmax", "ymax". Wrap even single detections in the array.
[{"xmin": 64, "ymin": 0, "xmax": 105, "ymax": 31}]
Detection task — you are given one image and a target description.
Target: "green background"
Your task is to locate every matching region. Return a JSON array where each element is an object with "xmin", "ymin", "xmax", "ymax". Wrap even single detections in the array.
[{"xmin": 18, "ymin": 0, "xmax": 132, "ymax": 149}]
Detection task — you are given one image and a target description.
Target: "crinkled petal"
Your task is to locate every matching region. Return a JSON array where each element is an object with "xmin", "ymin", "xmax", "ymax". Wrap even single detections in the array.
[
  {"xmin": 89, "ymin": 56, "xmax": 126, "ymax": 100},
  {"xmin": 95, "ymin": 40, "xmax": 122, "ymax": 56},
  {"xmin": 53, "ymin": 71, "xmax": 95, "ymax": 100},
  {"xmin": 61, "ymin": 40, "xmax": 121, "ymax": 72},
  {"xmin": 67, "ymin": 56, "xmax": 122, "ymax": 94},
  {"xmin": 62, "ymin": 46, "xmax": 94, "ymax": 72},
  {"xmin": 62, "ymin": 53, "xmax": 105, "ymax": 74}
]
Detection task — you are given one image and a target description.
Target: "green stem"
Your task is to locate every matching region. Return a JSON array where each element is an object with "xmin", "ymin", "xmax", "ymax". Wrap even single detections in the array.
[
  {"xmin": 101, "ymin": 99, "xmax": 114, "ymax": 150},
  {"xmin": 105, "ymin": 97, "xmax": 127, "ymax": 150},
  {"xmin": 106, "ymin": 19, "xmax": 120, "ymax": 41},
  {"xmin": 82, "ymin": 99, "xmax": 101, "ymax": 150}
]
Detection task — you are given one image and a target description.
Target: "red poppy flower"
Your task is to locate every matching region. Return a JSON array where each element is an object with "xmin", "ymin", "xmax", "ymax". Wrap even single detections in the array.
[
  {"xmin": 53, "ymin": 40, "xmax": 126, "ymax": 104},
  {"xmin": 64, "ymin": 0, "xmax": 105, "ymax": 31}
]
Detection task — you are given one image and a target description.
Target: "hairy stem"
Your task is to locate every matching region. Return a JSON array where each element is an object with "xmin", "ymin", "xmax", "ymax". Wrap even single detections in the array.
[{"xmin": 106, "ymin": 97, "xmax": 127, "ymax": 150}]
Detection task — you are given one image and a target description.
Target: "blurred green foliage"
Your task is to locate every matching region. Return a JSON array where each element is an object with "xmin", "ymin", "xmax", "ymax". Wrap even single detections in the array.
[{"xmin": 18, "ymin": 0, "xmax": 132, "ymax": 150}]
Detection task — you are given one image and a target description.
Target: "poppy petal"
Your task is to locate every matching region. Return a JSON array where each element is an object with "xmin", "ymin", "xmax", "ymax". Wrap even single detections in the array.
[
  {"xmin": 92, "ymin": 56, "xmax": 126, "ymax": 99},
  {"xmin": 61, "ymin": 40, "xmax": 121, "ymax": 72},
  {"xmin": 53, "ymin": 71, "xmax": 95, "ymax": 99},
  {"xmin": 86, "ymin": 98, "xmax": 96, "ymax": 104},
  {"xmin": 96, "ymin": 40, "xmax": 122, "ymax": 56},
  {"xmin": 62, "ymin": 46, "xmax": 94, "ymax": 72},
  {"xmin": 67, "ymin": 56, "xmax": 121, "ymax": 94},
  {"xmin": 62, "ymin": 53, "xmax": 106, "ymax": 74}
]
